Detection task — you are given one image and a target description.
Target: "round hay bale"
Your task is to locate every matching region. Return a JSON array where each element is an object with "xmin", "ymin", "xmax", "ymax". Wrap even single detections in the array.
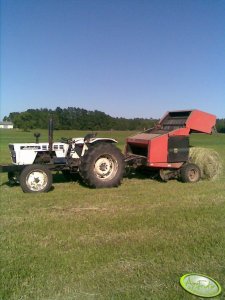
[{"xmin": 189, "ymin": 147, "xmax": 223, "ymax": 180}]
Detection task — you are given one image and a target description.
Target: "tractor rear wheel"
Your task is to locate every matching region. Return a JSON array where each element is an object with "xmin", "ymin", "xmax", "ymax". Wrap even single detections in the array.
[
  {"xmin": 180, "ymin": 163, "xmax": 201, "ymax": 183},
  {"xmin": 20, "ymin": 164, "xmax": 52, "ymax": 193},
  {"xmin": 79, "ymin": 143, "xmax": 125, "ymax": 188}
]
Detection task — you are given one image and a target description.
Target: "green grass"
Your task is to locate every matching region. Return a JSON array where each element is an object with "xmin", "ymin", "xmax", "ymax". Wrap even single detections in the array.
[{"xmin": 0, "ymin": 129, "xmax": 225, "ymax": 300}]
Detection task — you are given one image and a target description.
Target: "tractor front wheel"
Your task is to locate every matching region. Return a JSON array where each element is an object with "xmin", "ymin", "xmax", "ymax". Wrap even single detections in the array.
[
  {"xmin": 180, "ymin": 163, "xmax": 201, "ymax": 183},
  {"xmin": 79, "ymin": 143, "xmax": 125, "ymax": 188},
  {"xmin": 20, "ymin": 164, "xmax": 52, "ymax": 193}
]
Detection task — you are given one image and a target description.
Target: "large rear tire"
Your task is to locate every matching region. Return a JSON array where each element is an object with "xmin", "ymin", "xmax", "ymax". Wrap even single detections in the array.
[
  {"xmin": 20, "ymin": 164, "xmax": 52, "ymax": 193},
  {"xmin": 79, "ymin": 143, "xmax": 125, "ymax": 188}
]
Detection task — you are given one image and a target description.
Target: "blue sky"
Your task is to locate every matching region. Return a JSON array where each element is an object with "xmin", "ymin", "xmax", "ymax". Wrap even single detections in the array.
[{"xmin": 1, "ymin": 0, "xmax": 225, "ymax": 119}]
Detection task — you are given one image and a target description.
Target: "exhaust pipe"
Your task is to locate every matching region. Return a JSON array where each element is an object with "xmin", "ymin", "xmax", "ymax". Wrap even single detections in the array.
[
  {"xmin": 48, "ymin": 118, "xmax": 54, "ymax": 155},
  {"xmin": 34, "ymin": 132, "xmax": 40, "ymax": 143}
]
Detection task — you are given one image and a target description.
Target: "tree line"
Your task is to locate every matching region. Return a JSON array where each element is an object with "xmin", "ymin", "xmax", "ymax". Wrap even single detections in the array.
[
  {"xmin": 216, "ymin": 118, "xmax": 225, "ymax": 133},
  {"xmin": 3, "ymin": 107, "xmax": 157, "ymax": 131},
  {"xmin": 3, "ymin": 107, "xmax": 225, "ymax": 132}
]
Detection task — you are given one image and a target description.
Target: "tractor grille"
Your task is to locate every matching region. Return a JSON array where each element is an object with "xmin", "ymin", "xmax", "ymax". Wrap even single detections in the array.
[{"xmin": 9, "ymin": 145, "xmax": 16, "ymax": 163}]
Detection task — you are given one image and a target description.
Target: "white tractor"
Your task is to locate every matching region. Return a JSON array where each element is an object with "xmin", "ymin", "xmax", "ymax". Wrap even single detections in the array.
[{"xmin": 1, "ymin": 119, "xmax": 125, "ymax": 192}]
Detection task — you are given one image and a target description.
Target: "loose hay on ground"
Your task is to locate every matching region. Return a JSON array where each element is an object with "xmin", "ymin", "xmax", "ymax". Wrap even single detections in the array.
[{"xmin": 189, "ymin": 147, "xmax": 223, "ymax": 180}]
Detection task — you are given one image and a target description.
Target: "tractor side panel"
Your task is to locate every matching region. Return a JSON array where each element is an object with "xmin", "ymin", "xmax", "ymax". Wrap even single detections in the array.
[{"xmin": 148, "ymin": 135, "xmax": 168, "ymax": 163}]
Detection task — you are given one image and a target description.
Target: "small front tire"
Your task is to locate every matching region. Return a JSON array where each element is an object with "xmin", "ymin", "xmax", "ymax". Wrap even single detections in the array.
[
  {"xmin": 180, "ymin": 163, "xmax": 201, "ymax": 183},
  {"xmin": 20, "ymin": 165, "xmax": 53, "ymax": 193}
]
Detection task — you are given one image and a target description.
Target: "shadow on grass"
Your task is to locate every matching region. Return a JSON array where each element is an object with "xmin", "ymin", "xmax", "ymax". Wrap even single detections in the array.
[
  {"xmin": 0, "ymin": 169, "xmax": 164, "ymax": 191},
  {"xmin": 52, "ymin": 172, "xmax": 89, "ymax": 188},
  {"xmin": 0, "ymin": 180, "xmax": 56, "ymax": 192},
  {"xmin": 124, "ymin": 167, "xmax": 161, "ymax": 181},
  {"xmin": 53, "ymin": 168, "xmax": 162, "ymax": 186},
  {"xmin": 0, "ymin": 180, "xmax": 20, "ymax": 188}
]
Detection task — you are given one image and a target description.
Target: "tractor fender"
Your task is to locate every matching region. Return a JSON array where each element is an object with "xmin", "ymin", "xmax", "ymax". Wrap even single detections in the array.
[
  {"xmin": 72, "ymin": 138, "xmax": 117, "ymax": 145},
  {"xmin": 76, "ymin": 138, "xmax": 118, "ymax": 157},
  {"xmin": 89, "ymin": 138, "xmax": 117, "ymax": 144}
]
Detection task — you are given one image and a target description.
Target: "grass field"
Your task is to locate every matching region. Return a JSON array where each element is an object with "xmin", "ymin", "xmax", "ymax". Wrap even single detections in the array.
[{"xmin": 0, "ymin": 129, "xmax": 225, "ymax": 300}]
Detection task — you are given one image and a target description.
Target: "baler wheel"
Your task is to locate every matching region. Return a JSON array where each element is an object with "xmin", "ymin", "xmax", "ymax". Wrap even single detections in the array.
[{"xmin": 180, "ymin": 163, "xmax": 201, "ymax": 183}]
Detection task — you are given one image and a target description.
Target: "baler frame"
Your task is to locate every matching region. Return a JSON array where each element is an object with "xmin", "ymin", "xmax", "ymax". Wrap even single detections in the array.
[{"xmin": 125, "ymin": 109, "xmax": 216, "ymax": 181}]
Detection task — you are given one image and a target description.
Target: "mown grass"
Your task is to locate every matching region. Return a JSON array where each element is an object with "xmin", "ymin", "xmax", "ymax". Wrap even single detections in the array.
[{"xmin": 0, "ymin": 129, "xmax": 225, "ymax": 300}]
